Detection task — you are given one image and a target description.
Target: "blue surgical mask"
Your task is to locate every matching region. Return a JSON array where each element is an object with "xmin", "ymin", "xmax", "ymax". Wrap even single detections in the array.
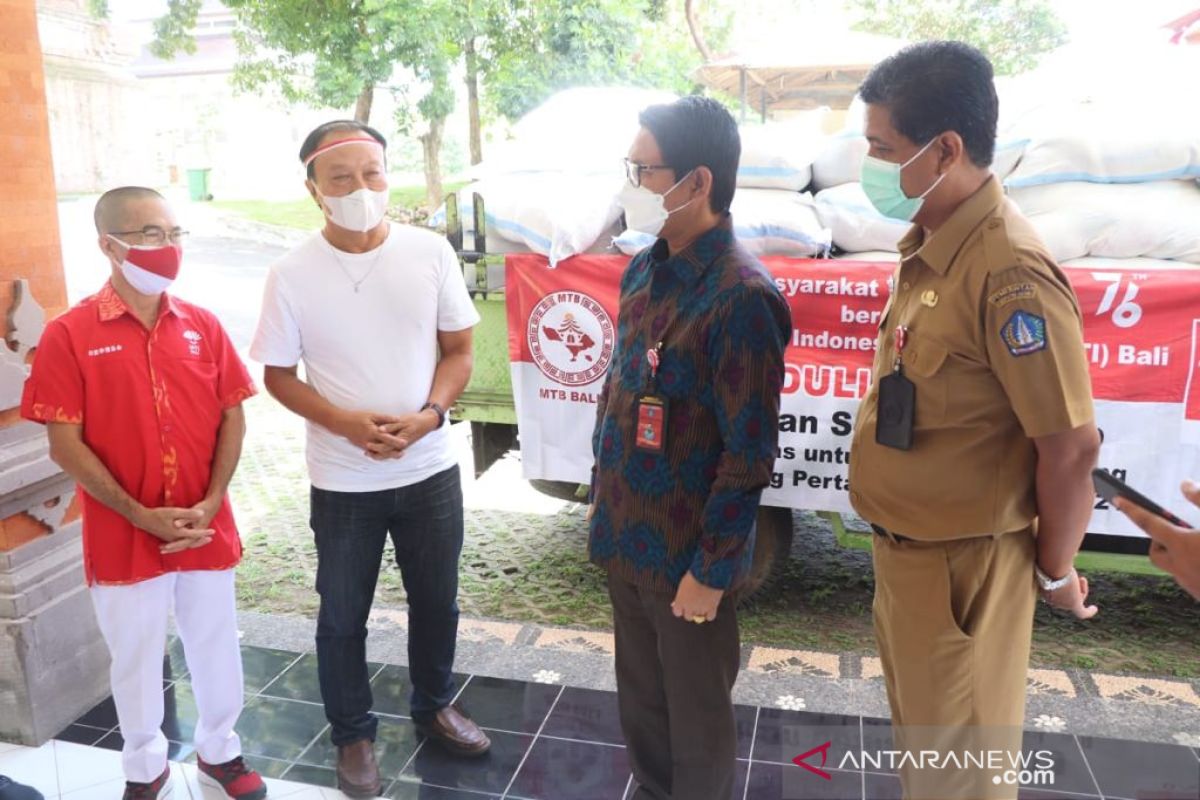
[{"xmin": 860, "ymin": 138, "xmax": 946, "ymax": 221}]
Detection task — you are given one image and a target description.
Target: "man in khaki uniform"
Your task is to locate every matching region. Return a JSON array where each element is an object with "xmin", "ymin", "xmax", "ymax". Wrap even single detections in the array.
[{"xmin": 848, "ymin": 42, "xmax": 1102, "ymax": 800}]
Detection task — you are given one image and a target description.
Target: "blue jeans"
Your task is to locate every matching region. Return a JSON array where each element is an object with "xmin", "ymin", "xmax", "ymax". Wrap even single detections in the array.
[{"xmin": 310, "ymin": 466, "xmax": 464, "ymax": 746}]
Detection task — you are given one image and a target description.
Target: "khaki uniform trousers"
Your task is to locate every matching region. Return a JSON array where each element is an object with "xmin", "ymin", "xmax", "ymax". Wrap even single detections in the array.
[{"xmin": 872, "ymin": 527, "xmax": 1037, "ymax": 800}]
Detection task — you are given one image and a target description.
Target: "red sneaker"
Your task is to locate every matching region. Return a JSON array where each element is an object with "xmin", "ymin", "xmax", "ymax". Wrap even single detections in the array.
[
  {"xmin": 122, "ymin": 766, "xmax": 172, "ymax": 800},
  {"xmin": 197, "ymin": 756, "xmax": 267, "ymax": 800}
]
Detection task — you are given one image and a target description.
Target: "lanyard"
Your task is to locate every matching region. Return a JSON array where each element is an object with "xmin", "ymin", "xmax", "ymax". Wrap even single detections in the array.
[
  {"xmin": 893, "ymin": 325, "xmax": 907, "ymax": 372},
  {"xmin": 641, "ymin": 253, "xmax": 716, "ymax": 388}
]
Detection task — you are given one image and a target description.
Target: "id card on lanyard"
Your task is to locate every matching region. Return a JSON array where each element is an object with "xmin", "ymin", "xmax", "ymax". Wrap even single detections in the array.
[
  {"xmin": 636, "ymin": 345, "xmax": 669, "ymax": 453},
  {"xmin": 876, "ymin": 325, "xmax": 915, "ymax": 450}
]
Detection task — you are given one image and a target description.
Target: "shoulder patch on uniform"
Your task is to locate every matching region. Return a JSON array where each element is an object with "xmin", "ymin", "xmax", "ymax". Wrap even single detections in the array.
[
  {"xmin": 1000, "ymin": 310, "xmax": 1047, "ymax": 357},
  {"xmin": 988, "ymin": 282, "xmax": 1037, "ymax": 308}
]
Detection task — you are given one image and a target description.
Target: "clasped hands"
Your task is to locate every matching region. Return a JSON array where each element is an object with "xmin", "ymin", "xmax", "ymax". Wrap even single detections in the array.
[
  {"xmin": 133, "ymin": 497, "xmax": 221, "ymax": 555},
  {"xmin": 332, "ymin": 408, "xmax": 440, "ymax": 461}
]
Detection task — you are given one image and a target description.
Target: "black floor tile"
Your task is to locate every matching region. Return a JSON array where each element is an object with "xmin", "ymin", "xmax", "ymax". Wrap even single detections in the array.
[
  {"xmin": 161, "ymin": 680, "xmax": 199, "ymax": 744},
  {"xmin": 507, "ymin": 738, "xmax": 629, "ymax": 800},
  {"xmin": 55, "ymin": 724, "xmax": 109, "ymax": 747},
  {"xmin": 864, "ymin": 771, "xmax": 902, "ymax": 800},
  {"xmin": 401, "ymin": 730, "xmax": 534, "ymax": 795},
  {"xmin": 753, "ymin": 708, "xmax": 862, "ymax": 768},
  {"xmin": 1077, "ymin": 735, "xmax": 1200, "ymax": 800},
  {"xmin": 860, "ymin": 717, "xmax": 894, "ymax": 774},
  {"xmin": 259, "ymin": 652, "xmax": 384, "ymax": 704},
  {"xmin": 733, "ymin": 759, "xmax": 750, "ymax": 800},
  {"xmin": 452, "ymin": 676, "xmax": 561, "ymax": 735},
  {"xmin": 258, "ymin": 653, "xmax": 325, "ymax": 703},
  {"xmin": 541, "ymin": 687, "xmax": 625, "ymax": 746},
  {"xmin": 282, "ymin": 762, "xmax": 339, "ymax": 787},
  {"xmin": 735, "ymin": 704, "xmax": 758, "ymax": 761},
  {"xmin": 1018, "ymin": 730, "xmax": 1101, "ymax": 797},
  {"xmin": 76, "ymin": 695, "xmax": 119, "ymax": 730},
  {"xmin": 297, "ymin": 714, "xmax": 421, "ymax": 778},
  {"xmin": 371, "ymin": 664, "xmax": 469, "ymax": 718},
  {"xmin": 258, "ymin": 652, "xmax": 323, "ymax": 703},
  {"xmin": 387, "ymin": 778, "xmax": 501, "ymax": 799},
  {"xmin": 94, "ymin": 730, "xmax": 122, "ymax": 752},
  {"xmin": 746, "ymin": 762, "xmax": 864, "ymax": 800},
  {"xmin": 621, "ymin": 759, "xmax": 749, "ymax": 800},
  {"xmin": 235, "ymin": 694, "xmax": 329, "ymax": 762},
  {"xmin": 93, "ymin": 730, "xmax": 195, "ymax": 762},
  {"xmin": 240, "ymin": 645, "xmax": 303, "ymax": 693},
  {"xmin": 165, "ymin": 637, "xmax": 188, "ymax": 682},
  {"xmin": 241, "ymin": 754, "xmax": 292, "ymax": 779}
]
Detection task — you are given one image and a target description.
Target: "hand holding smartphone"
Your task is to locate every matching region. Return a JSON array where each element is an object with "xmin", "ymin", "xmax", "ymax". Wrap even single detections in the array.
[{"xmin": 1092, "ymin": 469, "xmax": 1193, "ymax": 529}]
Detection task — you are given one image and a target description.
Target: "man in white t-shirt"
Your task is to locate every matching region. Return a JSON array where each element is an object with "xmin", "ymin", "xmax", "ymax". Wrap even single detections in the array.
[{"xmin": 250, "ymin": 120, "xmax": 486, "ymax": 797}]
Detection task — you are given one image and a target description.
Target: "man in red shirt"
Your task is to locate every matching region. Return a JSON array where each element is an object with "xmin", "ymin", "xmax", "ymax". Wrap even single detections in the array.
[{"xmin": 21, "ymin": 187, "xmax": 265, "ymax": 800}]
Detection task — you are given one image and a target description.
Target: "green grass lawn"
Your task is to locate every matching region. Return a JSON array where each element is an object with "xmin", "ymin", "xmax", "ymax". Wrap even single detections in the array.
[{"xmin": 213, "ymin": 182, "xmax": 468, "ymax": 230}]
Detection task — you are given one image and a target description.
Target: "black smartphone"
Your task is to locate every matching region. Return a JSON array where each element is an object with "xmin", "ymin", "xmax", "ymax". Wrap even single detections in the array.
[{"xmin": 1092, "ymin": 468, "xmax": 1192, "ymax": 528}]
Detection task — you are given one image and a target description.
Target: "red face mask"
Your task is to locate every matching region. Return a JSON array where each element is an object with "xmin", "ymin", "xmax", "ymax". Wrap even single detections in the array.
[{"xmin": 108, "ymin": 236, "xmax": 182, "ymax": 295}]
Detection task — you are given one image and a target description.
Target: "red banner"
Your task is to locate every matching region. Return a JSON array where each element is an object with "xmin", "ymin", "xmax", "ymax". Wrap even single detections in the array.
[{"xmin": 505, "ymin": 253, "xmax": 1200, "ymax": 537}]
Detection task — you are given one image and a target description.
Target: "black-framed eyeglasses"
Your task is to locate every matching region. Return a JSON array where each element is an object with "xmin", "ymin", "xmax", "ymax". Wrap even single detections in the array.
[
  {"xmin": 107, "ymin": 226, "xmax": 189, "ymax": 246},
  {"xmin": 623, "ymin": 157, "xmax": 673, "ymax": 188}
]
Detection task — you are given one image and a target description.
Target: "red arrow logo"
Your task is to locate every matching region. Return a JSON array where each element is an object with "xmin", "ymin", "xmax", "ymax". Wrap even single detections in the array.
[{"xmin": 793, "ymin": 741, "xmax": 833, "ymax": 780}]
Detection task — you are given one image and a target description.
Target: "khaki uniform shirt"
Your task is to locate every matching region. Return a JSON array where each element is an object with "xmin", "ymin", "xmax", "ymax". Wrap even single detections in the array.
[{"xmin": 849, "ymin": 176, "xmax": 1094, "ymax": 539}]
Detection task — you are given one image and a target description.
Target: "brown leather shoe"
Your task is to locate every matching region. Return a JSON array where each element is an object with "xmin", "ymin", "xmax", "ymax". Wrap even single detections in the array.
[
  {"xmin": 415, "ymin": 702, "xmax": 492, "ymax": 757},
  {"xmin": 336, "ymin": 739, "xmax": 381, "ymax": 797}
]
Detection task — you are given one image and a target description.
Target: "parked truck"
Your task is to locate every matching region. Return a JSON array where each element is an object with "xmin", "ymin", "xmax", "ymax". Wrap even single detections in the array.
[{"xmin": 442, "ymin": 193, "xmax": 1158, "ymax": 597}]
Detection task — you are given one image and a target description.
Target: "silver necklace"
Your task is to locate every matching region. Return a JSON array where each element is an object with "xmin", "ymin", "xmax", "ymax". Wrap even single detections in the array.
[{"xmin": 327, "ymin": 239, "xmax": 386, "ymax": 292}]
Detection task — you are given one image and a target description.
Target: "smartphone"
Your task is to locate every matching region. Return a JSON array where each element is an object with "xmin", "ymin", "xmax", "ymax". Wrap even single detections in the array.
[{"xmin": 1092, "ymin": 468, "xmax": 1192, "ymax": 528}]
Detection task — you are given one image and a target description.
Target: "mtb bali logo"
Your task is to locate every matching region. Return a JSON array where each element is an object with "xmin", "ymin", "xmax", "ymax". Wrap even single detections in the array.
[
  {"xmin": 182, "ymin": 329, "xmax": 203, "ymax": 356},
  {"xmin": 527, "ymin": 291, "xmax": 614, "ymax": 386}
]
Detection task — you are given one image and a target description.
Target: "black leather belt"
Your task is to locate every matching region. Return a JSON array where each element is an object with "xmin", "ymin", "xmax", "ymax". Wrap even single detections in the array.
[{"xmin": 871, "ymin": 524, "xmax": 915, "ymax": 543}]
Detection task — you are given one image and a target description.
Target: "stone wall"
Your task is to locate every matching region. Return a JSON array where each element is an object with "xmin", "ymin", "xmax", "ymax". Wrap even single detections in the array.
[{"xmin": 36, "ymin": 0, "xmax": 156, "ymax": 193}]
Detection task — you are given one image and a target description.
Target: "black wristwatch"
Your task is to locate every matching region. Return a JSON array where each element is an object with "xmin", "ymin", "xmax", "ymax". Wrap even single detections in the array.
[{"xmin": 421, "ymin": 401, "xmax": 447, "ymax": 428}]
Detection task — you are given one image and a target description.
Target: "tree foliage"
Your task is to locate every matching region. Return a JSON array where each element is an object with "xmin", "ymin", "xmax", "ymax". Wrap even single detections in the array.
[
  {"xmin": 481, "ymin": 0, "xmax": 729, "ymax": 121},
  {"xmin": 850, "ymin": 0, "xmax": 1068, "ymax": 75},
  {"xmin": 148, "ymin": 0, "xmax": 204, "ymax": 59},
  {"xmin": 114, "ymin": 0, "xmax": 724, "ymax": 205}
]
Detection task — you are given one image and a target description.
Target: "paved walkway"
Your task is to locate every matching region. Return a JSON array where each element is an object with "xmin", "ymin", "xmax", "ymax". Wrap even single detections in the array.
[
  {"xmin": 234, "ymin": 607, "xmax": 1200, "ymax": 751},
  {"xmin": 4, "ymin": 620, "xmax": 1196, "ymax": 799}
]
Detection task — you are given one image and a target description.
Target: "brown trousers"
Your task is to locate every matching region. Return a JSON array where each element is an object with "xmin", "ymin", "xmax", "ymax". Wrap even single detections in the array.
[
  {"xmin": 873, "ymin": 527, "xmax": 1038, "ymax": 800},
  {"xmin": 608, "ymin": 572, "xmax": 740, "ymax": 800}
]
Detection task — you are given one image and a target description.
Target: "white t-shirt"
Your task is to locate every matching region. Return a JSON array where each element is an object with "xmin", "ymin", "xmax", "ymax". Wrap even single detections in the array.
[{"xmin": 250, "ymin": 223, "xmax": 481, "ymax": 492}]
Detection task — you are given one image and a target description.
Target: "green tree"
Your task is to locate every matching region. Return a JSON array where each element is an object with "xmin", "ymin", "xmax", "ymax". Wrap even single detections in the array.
[
  {"xmin": 148, "ymin": 0, "xmax": 459, "ymax": 207},
  {"xmin": 850, "ymin": 0, "xmax": 1067, "ymax": 75},
  {"xmin": 481, "ymin": 0, "xmax": 728, "ymax": 124},
  {"xmin": 132, "ymin": 0, "xmax": 720, "ymax": 205}
]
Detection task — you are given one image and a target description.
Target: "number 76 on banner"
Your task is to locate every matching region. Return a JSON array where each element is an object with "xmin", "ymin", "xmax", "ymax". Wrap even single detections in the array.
[{"xmin": 1091, "ymin": 272, "xmax": 1144, "ymax": 329}]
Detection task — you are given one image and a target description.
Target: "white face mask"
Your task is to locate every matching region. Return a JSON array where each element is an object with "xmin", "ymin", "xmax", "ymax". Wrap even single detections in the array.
[
  {"xmin": 617, "ymin": 170, "xmax": 696, "ymax": 238},
  {"xmin": 317, "ymin": 187, "xmax": 390, "ymax": 232}
]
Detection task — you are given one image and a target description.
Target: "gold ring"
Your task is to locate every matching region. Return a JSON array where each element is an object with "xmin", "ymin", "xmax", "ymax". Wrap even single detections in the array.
[{"xmin": 692, "ymin": 616, "xmax": 707, "ymax": 624}]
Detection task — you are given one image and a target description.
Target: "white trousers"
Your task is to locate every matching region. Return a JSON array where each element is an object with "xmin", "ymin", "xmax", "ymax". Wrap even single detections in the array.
[{"xmin": 90, "ymin": 569, "xmax": 244, "ymax": 782}]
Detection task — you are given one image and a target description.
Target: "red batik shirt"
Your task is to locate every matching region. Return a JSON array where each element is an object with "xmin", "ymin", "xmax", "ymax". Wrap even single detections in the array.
[{"xmin": 21, "ymin": 283, "xmax": 256, "ymax": 585}]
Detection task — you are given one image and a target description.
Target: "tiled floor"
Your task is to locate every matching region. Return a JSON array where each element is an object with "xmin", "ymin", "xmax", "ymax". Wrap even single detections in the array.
[{"xmin": 1, "ymin": 644, "xmax": 1197, "ymax": 799}]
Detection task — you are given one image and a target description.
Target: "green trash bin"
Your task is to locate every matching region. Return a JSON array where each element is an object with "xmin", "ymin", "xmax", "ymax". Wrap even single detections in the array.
[{"xmin": 186, "ymin": 168, "xmax": 212, "ymax": 201}]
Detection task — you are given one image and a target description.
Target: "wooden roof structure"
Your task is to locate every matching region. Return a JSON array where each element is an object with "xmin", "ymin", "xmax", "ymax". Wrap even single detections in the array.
[{"xmin": 692, "ymin": 31, "xmax": 907, "ymax": 120}]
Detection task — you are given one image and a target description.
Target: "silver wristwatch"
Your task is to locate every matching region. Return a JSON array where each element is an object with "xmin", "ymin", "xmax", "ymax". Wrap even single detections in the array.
[{"xmin": 1035, "ymin": 564, "xmax": 1073, "ymax": 592}]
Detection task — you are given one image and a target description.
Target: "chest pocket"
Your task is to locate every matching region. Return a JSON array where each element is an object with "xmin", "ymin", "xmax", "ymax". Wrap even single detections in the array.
[
  {"xmin": 169, "ymin": 355, "xmax": 220, "ymax": 404},
  {"xmin": 903, "ymin": 332, "xmax": 950, "ymax": 425}
]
